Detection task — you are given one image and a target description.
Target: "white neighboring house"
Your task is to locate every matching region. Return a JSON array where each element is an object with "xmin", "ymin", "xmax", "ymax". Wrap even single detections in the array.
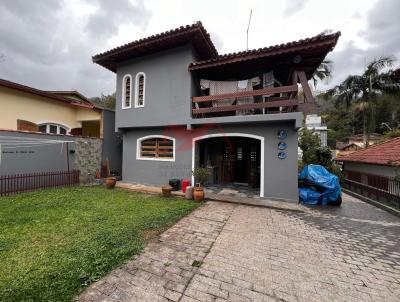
[
  {"xmin": 305, "ymin": 114, "xmax": 327, "ymax": 146},
  {"xmin": 298, "ymin": 114, "xmax": 328, "ymax": 159}
]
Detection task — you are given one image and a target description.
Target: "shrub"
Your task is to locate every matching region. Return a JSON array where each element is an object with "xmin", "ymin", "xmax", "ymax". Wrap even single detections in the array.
[{"xmin": 192, "ymin": 168, "xmax": 211, "ymax": 186}]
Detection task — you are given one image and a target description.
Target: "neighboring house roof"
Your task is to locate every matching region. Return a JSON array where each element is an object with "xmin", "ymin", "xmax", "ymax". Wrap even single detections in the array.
[
  {"xmin": 335, "ymin": 137, "xmax": 400, "ymax": 166},
  {"xmin": 93, "ymin": 22, "xmax": 218, "ymax": 72},
  {"xmin": 338, "ymin": 143, "xmax": 363, "ymax": 151},
  {"xmin": 188, "ymin": 31, "xmax": 341, "ymax": 79},
  {"xmin": 47, "ymin": 90, "xmax": 93, "ymax": 106},
  {"xmin": 0, "ymin": 79, "xmax": 101, "ymax": 111}
]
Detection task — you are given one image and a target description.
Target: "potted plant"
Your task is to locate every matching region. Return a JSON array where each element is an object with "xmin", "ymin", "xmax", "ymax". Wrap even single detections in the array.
[
  {"xmin": 162, "ymin": 185, "xmax": 172, "ymax": 197},
  {"xmin": 192, "ymin": 167, "xmax": 211, "ymax": 201},
  {"xmin": 105, "ymin": 176, "xmax": 117, "ymax": 189}
]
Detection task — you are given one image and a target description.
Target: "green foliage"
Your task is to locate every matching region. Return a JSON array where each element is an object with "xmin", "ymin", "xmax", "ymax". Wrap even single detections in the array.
[
  {"xmin": 382, "ymin": 129, "xmax": 400, "ymax": 139},
  {"xmin": 320, "ymin": 56, "xmax": 400, "ymax": 144},
  {"xmin": 299, "ymin": 129, "xmax": 342, "ymax": 179},
  {"xmin": 0, "ymin": 186, "xmax": 199, "ymax": 301},
  {"xmin": 315, "ymin": 146, "xmax": 333, "ymax": 167},
  {"xmin": 299, "ymin": 128, "xmax": 322, "ymax": 165},
  {"xmin": 329, "ymin": 163, "xmax": 344, "ymax": 182},
  {"xmin": 192, "ymin": 167, "xmax": 211, "ymax": 185},
  {"xmin": 90, "ymin": 92, "xmax": 116, "ymax": 110},
  {"xmin": 312, "ymin": 59, "xmax": 332, "ymax": 87}
]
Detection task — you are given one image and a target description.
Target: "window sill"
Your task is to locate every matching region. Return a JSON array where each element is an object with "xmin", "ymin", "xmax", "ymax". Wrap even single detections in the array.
[{"xmin": 136, "ymin": 157, "xmax": 175, "ymax": 162}]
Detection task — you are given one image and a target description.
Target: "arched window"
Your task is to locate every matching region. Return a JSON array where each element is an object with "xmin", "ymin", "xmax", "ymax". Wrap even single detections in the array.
[
  {"xmin": 122, "ymin": 74, "xmax": 132, "ymax": 109},
  {"xmin": 134, "ymin": 72, "xmax": 145, "ymax": 108},
  {"xmin": 38, "ymin": 122, "xmax": 69, "ymax": 135},
  {"xmin": 137, "ymin": 135, "xmax": 175, "ymax": 161}
]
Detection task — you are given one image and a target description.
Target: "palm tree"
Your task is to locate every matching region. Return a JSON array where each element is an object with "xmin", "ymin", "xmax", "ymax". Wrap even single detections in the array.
[
  {"xmin": 312, "ymin": 30, "xmax": 334, "ymax": 87},
  {"xmin": 312, "ymin": 59, "xmax": 333, "ymax": 87},
  {"xmin": 324, "ymin": 56, "xmax": 399, "ymax": 146}
]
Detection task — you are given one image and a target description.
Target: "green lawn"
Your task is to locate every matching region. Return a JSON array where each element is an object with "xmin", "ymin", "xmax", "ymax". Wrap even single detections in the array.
[{"xmin": 0, "ymin": 186, "xmax": 200, "ymax": 301}]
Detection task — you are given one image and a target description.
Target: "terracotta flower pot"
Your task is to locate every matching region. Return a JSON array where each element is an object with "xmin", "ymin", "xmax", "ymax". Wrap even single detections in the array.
[
  {"xmin": 162, "ymin": 185, "xmax": 172, "ymax": 197},
  {"xmin": 193, "ymin": 186, "xmax": 204, "ymax": 202},
  {"xmin": 105, "ymin": 177, "xmax": 117, "ymax": 189}
]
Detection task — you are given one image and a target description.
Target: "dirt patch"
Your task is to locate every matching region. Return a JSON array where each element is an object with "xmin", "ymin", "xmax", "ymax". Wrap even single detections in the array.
[{"xmin": 140, "ymin": 228, "xmax": 163, "ymax": 241}]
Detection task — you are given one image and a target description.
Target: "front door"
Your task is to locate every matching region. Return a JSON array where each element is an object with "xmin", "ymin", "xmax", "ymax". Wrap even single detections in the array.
[{"xmin": 221, "ymin": 138, "xmax": 260, "ymax": 187}]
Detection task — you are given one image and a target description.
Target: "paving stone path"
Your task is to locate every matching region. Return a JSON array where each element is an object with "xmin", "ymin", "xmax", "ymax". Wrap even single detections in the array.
[{"xmin": 79, "ymin": 194, "xmax": 400, "ymax": 301}]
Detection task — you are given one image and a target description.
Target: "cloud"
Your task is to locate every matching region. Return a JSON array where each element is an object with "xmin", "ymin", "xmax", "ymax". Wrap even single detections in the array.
[
  {"xmin": 283, "ymin": 0, "xmax": 309, "ymax": 16},
  {"xmin": 209, "ymin": 32, "xmax": 224, "ymax": 52},
  {"xmin": 0, "ymin": 0, "xmax": 151, "ymax": 97},
  {"xmin": 0, "ymin": 0, "xmax": 399, "ymax": 97},
  {"xmin": 359, "ymin": 0, "xmax": 400, "ymax": 61},
  {"xmin": 321, "ymin": 0, "xmax": 400, "ymax": 90},
  {"xmin": 85, "ymin": 0, "xmax": 151, "ymax": 41}
]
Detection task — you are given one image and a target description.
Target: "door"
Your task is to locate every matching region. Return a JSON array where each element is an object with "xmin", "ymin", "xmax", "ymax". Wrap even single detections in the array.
[{"xmin": 221, "ymin": 138, "xmax": 260, "ymax": 187}]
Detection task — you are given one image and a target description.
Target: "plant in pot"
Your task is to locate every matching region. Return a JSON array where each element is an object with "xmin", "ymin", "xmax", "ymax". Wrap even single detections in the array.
[{"xmin": 192, "ymin": 167, "xmax": 211, "ymax": 202}]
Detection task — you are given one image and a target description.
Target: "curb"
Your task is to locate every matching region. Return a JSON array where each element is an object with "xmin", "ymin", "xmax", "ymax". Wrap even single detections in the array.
[{"xmin": 205, "ymin": 196, "xmax": 304, "ymax": 213}]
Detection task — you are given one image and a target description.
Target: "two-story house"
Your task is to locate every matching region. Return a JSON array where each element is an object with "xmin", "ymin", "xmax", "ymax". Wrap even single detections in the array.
[{"xmin": 93, "ymin": 22, "xmax": 340, "ymax": 202}]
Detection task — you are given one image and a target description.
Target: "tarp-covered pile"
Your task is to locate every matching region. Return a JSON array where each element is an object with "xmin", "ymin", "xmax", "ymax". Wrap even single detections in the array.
[{"xmin": 298, "ymin": 164, "xmax": 342, "ymax": 205}]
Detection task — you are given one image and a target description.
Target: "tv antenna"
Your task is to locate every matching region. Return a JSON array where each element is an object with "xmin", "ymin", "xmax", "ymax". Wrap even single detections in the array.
[{"xmin": 246, "ymin": 9, "xmax": 253, "ymax": 50}]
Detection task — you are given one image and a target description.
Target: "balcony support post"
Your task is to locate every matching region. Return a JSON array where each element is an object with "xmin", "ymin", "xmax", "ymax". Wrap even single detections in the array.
[{"xmin": 294, "ymin": 70, "xmax": 314, "ymax": 103}]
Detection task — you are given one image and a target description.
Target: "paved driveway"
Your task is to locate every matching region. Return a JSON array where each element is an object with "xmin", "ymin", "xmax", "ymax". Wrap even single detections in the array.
[{"xmin": 79, "ymin": 194, "xmax": 400, "ymax": 302}]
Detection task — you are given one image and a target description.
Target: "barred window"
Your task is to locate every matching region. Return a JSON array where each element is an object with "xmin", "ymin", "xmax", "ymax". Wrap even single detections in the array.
[
  {"xmin": 135, "ymin": 72, "xmax": 145, "ymax": 107},
  {"xmin": 137, "ymin": 136, "xmax": 174, "ymax": 161},
  {"xmin": 122, "ymin": 74, "xmax": 132, "ymax": 109}
]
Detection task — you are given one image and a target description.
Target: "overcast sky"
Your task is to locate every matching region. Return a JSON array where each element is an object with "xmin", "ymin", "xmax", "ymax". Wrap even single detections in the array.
[{"xmin": 0, "ymin": 0, "xmax": 399, "ymax": 97}]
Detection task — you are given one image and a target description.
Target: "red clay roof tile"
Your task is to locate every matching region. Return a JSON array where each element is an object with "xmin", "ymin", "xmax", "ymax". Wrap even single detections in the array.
[
  {"xmin": 92, "ymin": 22, "xmax": 218, "ymax": 72},
  {"xmin": 188, "ymin": 32, "xmax": 341, "ymax": 71},
  {"xmin": 336, "ymin": 137, "xmax": 400, "ymax": 166}
]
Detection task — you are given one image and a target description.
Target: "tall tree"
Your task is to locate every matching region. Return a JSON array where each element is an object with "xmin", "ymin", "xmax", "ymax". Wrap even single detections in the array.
[
  {"xmin": 324, "ymin": 56, "xmax": 399, "ymax": 146},
  {"xmin": 312, "ymin": 59, "xmax": 332, "ymax": 87},
  {"xmin": 312, "ymin": 30, "xmax": 334, "ymax": 87},
  {"xmin": 90, "ymin": 92, "xmax": 116, "ymax": 110}
]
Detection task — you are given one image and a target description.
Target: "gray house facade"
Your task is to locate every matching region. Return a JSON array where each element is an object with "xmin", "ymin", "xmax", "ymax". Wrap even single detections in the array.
[{"xmin": 93, "ymin": 22, "xmax": 340, "ymax": 202}]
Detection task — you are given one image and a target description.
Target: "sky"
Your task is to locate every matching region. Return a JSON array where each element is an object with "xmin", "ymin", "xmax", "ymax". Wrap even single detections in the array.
[{"xmin": 0, "ymin": 0, "xmax": 399, "ymax": 97}]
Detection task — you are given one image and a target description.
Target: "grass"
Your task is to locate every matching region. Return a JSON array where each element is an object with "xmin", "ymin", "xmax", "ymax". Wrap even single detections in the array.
[{"xmin": 0, "ymin": 186, "xmax": 200, "ymax": 301}]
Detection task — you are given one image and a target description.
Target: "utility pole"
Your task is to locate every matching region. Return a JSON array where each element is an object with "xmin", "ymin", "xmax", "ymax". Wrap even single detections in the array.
[{"xmin": 246, "ymin": 9, "xmax": 253, "ymax": 50}]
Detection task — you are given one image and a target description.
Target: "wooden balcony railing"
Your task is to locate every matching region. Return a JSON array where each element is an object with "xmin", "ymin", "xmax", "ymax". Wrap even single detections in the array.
[{"xmin": 192, "ymin": 84, "xmax": 299, "ymax": 117}]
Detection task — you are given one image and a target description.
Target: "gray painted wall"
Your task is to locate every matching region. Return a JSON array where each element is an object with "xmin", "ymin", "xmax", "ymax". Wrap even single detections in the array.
[
  {"xmin": 115, "ymin": 46, "xmax": 196, "ymax": 129},
  {"xmin": 0, "ymin": 131, "xmax": 76, "ymax": 175},
  {"xmin": 102, "ymin": 109, "xmax": 122, "ymax": 175},
  {"xmin": 0, "ymin": 131, "xmax": 105, "ymax": 184},
  {"xmin": 122, "ymin": 122, "xmax": 299, "ymax": 202},
  {"xmin": 344, "ymin": 162, "xmax": 397, "ymax": 178}
]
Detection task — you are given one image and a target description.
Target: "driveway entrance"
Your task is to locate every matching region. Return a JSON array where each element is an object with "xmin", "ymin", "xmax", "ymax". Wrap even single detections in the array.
[{"xmin": 80, "ymin": 194, "xmax": 400, "ymax": 302}]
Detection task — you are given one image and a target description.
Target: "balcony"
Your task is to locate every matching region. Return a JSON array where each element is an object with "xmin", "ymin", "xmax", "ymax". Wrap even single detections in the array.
[
  {"xmin": 192, "ymin": 84, "xmax": 299, "ymax": 119},
  {"xmin": 191, "ymin": 70, "xmax": 317, "ymax": 120}
]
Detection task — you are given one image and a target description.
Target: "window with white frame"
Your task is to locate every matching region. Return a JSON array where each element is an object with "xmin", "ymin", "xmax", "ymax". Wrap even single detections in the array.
[
  {"xmin": 137, "ymin": 136, "xmax": 175, "ymax": 161},
  {"xmin": 38, "ymin": 123, "xmax": 69, "ymax": 135},
  {"xmin": 134, "ymin": 72, "xmax": 145, "ymax": 107},
  {"xmin": 122, "ymin": 74, "xmax": 132, "ymax": 109}
]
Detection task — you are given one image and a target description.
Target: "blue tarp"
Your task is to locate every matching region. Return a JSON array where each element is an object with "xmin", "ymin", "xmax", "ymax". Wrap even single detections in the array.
[{"xmin": 299, "ymin": 164, "xmax": 342, "ymax": 205}]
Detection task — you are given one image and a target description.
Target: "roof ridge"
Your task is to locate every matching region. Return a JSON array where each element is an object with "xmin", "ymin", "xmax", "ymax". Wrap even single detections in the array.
[
  {"xmin": 188, "ymin": 31, "xmax": 341, "ymax": 70},
  {"xmin": 92, "ymin": 21, "xmax": 218, "ymax": 61},
  {"xmin": 336, "ymin": 136, "xmax": 400, "ymax": 166},
  {"xmin": 0, "ymin": 78, "xmax": 100, "ymax": 110}
]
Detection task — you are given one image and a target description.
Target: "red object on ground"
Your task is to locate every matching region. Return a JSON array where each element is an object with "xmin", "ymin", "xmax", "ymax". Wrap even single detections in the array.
[{"xmin": 182, "ymin": 179, "xmax": 191, "ymax": 193}]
